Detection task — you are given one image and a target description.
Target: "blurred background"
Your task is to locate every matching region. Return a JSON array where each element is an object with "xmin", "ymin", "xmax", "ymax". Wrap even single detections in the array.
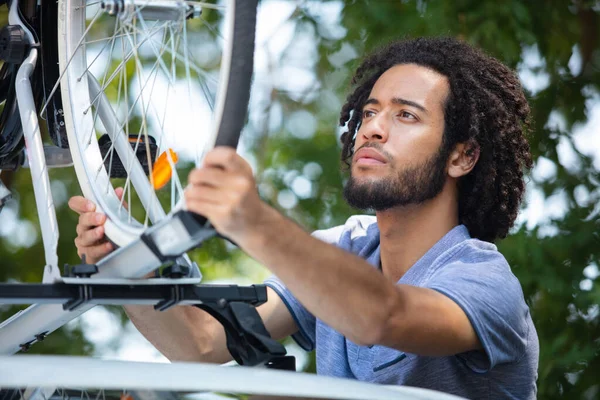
[{"xmin": 1, "ymin": 1, "xmax": 599, "ymax": 399}]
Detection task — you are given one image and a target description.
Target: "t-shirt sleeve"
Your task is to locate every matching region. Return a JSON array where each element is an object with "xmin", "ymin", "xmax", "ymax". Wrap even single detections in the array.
[
  {"xmin": 262, "ymin": 224, "xmax": 349, "ymax": 352},
  {"xmin": 264, "ymin": 275, "xmax": 316, "ymax": 351},
  {"xmin": 425, "ymin": 251, "xmax": 531, "ymax": 373}
]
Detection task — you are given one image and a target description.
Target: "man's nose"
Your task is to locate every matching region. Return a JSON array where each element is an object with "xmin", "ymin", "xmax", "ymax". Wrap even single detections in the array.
[{"xmin": 361, "ymin": 113, "xmax": 389, "ymax": 143}]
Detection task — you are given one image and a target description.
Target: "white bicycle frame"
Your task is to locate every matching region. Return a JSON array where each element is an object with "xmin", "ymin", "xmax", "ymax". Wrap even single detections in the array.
[{"xmin": 10, "ymin": 0, "xmax": 61, "ymax": 284}]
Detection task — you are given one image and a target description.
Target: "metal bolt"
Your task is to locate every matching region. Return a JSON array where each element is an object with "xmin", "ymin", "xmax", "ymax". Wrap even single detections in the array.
[
  {"xmin": 217, "ymin": 298, "xmax": 228, "ymax": 309},
  {"xmin": 19, "ymin": 342, "xmax": 31, "ymax": 352},
  {"xmin": 190, "ymin": 5, "xmax": 202, "ymax": 20}
]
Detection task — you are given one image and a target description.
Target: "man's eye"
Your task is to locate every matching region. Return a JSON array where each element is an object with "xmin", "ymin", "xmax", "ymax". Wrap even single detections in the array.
[
  {"xmin": 362, "ymin": 110, "xmax": 374, "ymax": 119},
  {"xmin": 400, "ymin": 111, "xmax": 416, "ymax": 119}
]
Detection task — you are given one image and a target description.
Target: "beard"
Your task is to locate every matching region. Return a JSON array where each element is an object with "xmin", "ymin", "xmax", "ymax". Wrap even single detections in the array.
[{"xmin": 343, "ymin": 144, "xmax": 449, "ymax": 211}]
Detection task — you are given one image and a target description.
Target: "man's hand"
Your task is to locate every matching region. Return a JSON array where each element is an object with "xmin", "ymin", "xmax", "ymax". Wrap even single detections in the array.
[
  {"xmin": 68, "ymin": 187, "xmax": 125, "ymax": 264},
  {"xmin": 185, "ymin": 147, "xmax": 271, "ymax": 245}
]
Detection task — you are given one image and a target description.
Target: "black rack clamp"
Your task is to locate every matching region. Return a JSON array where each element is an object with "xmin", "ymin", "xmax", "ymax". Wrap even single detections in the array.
[
  {"xmin": 62, "ymin": 255, "xmax": 99, "ymax": 311},
  {"xmin": 159, "ymin": 260, "xmax": 191, "ymax": 279},
  {"xmin": 153, "ymin": 284, "xmax": 185, "ymax": 312},
  {"xmin": 195, "ymin": 299, "xmax": 294, "ymax": 370},
  {"xmin": 149, "ymin": 282, "xmax": 293, "ymax": 369},
  {"xmin": 64, "ymin": 255, "xmax": 99, "ymax": 278}
]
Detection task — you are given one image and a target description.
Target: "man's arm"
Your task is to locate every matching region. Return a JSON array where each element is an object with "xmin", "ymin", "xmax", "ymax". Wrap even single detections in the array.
[
  {"xmin": 68, "ymin": 195, "xmax": 299, "ymax": 363},
  {"xmin": 186, "ymin": 147, "xmax": 482, "ymax": 357},
  {"xmin": 124, "ymin": 287, "xmax": 297, "ymax": 363},
  {"xmin": 240, "ymin": 210, "xmax": 480, "ymax": 356}
]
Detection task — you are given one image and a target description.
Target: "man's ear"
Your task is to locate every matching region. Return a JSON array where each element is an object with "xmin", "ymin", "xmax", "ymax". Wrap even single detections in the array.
[{"xmin": 447, "ymin": 140, "xmax": 480, "ymax": 178}]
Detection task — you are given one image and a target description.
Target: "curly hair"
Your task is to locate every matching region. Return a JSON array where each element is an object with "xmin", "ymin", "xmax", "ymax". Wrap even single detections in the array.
[{"xmin": 339, "ymin": 37, "xmax": 532, "ymax": 243}]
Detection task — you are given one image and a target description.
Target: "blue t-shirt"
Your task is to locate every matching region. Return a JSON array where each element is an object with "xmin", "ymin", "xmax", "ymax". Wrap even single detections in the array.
[{"xmin": 264, "ymin": 215, "xmax": 539, "ymax": 399}]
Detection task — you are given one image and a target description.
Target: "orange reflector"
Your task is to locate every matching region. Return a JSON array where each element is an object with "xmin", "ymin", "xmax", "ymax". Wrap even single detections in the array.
[
  {"xmin": 151, "ymin": 149, "xmax": 178, "ymax": 190},
  {"xmin": 120, "ymin": 395, "xmax": 133, "ymax": 400}
]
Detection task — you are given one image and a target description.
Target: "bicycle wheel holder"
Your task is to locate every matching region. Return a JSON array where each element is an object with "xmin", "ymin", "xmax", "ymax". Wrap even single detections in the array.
[
  {"xmin": 0, "ymin": 210, "xmax": 293, "ymax": 369},
  {"xmin": 0, "ymin": 279, "xmax": 293, "ymax": 370}
]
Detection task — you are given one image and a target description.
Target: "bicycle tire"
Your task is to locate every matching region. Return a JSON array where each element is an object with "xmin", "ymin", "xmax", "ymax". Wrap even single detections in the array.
[{"xmin": 57, "ymin": 0, "xmax": 257, "ymax": 247}]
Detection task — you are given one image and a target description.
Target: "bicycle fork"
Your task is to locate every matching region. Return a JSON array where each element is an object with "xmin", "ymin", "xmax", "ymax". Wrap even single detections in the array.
[{"xmin": 9, "ymin": 0, "xmax": 60, "ymax": 282}]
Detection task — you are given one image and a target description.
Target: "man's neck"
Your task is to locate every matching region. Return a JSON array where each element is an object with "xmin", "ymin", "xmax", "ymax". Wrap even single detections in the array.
[{"xmin": 375, "ymin": 186, "xmax": 459, "ymax": 283}]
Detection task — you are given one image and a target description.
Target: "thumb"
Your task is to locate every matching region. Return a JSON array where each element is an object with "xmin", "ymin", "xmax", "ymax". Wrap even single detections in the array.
[
  {"xmin": 115, "ymin": 187, "xmax": 124, "ymax": 200},
  {"xmin": 115, "ymin": 187, "xmax": 129, "ymax": 210}
]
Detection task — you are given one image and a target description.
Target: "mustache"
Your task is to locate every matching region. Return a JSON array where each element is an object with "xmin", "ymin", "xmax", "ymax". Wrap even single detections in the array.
[{"xmin": 353, "ymin": 142, "xmax": 393, "ymax": 162}]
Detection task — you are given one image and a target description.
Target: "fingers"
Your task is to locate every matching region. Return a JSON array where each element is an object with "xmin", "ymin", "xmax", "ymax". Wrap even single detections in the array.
[
  {"xmin": 73, "ymin": 204, "xmax": 112, "ymax": 263},
  {"xmin": 68, "ymin": 196, "xmax": 95, "ymax": 215},
  {"xmin": 188, "ymin": 167, "xmax": 228, "ymax": 188},
  {"xmin": 114, "ymin": 187, "xmax": 130, "ymax": 210},
  {"xmin": 68, "ymin": 188, "xmax": 126, "ymax": 215},
  {"xmin": 185, "ymin": 199, "xmax": 222, "ymax": 220},
  {"xmin": 77, "ymin": 240, "xmax": 114, "ymax": 263},
  {"xmin": 185, "ymin": 171, "xmax": 254, "ymax": 208},
  {"xmin": 76, "ymin": 223, "xmax": 106, "ymax": 246},
  {"xmin": 76, "ymin": 212, "xmax": 107, "ymax": 234},
  {"xmin": 188, "ymin": 166, "xmax": 253, "ymax": 193},
  {"xmin": 202, "ymin": 147, "xmax": 252, "ymax": 175},
  {"xmin": 184, "ymin": 184, "xmax": 222, "ymax": 206},
  {"xmin": 202, "ymin": 147, "xmax": 237, "ymax": 169},
  {"xmin": 74, "ymin": 215, "xmax": 114, "ymax": 263},
  {"xmin": 69, "ymin": 193, "xmax": 120, "ymax": 264}
]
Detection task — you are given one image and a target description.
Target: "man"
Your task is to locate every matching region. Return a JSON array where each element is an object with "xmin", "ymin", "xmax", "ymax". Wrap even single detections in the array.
[{"xmin": 69, "ymin": 37, "xmax": 539, "ymax": 398}]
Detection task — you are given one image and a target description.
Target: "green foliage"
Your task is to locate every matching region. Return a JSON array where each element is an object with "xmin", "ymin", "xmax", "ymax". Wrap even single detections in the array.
[{"xmin": 1, "ymin": 1, "xmax": 599, "ymax": 398}]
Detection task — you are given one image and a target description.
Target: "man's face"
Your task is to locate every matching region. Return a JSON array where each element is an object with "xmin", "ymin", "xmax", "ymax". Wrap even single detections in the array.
[{"xmin": 343, "ymin": 63, "xmax": 451, "ymax": 211}]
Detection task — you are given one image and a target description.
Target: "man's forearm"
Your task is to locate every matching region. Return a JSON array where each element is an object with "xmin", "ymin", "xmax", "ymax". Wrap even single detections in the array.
[
  {"xmin": 124, "ymin": 304, "xmax": 231, "ymax": 363},
  {"xmin": 238, "ymin": 207, "xmax": 400, "ymax": 346}
]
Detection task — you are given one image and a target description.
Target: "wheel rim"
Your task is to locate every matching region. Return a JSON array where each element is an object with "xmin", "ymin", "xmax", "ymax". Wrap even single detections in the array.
[{"xmin": 58, "ymin": 0, "xmax": 237, "ymax": 247}]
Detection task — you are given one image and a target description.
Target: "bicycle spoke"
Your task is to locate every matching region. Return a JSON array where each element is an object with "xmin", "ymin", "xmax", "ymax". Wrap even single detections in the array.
[
  {"xmin": 129, "ymin": 17, "xmax": 156, "ymax": 226},
  {"xmin": 82, "ymin": 31, "xmax": 133, "ymax": 45},
  {"xmin": 80, "ymin": 21, "xmax": 124, "ymax": 82},
  {"xmin": 39, "ymin": 6, "xmax": 103, "ymax": 117},
  {"xmin": 126, "ymin": 20, "xmax": 217, "ymax": 86},
  {"xmin": 82, "ymin": 21, "xmax": 169, "ymax": 118},
  {"xmin": 121, "ymin": 14, "xmax": 219, "ymax": 83},
  {"xmin": 128, "ymin": 15, "xmax": 176, "ymax": 87},
  {"xmin": 83, "ymin": 1, "xmax": 102, "ymax": 7},
  {"xmin": 200, "ymin": 14, "xmax": 224, "ymax": 42},
  {"xmin": 161, "ymin": 31, "xmax": 185, "ymax": 204},
  {"xmin": 104, "ymin": 44, "xmax": 127, "ymax": 193},
  {"xmin": 91, "ymin": 51, "xmax": 166, "ymax": 153},
  {"xmin": 117, "ymin": 33, "xmax": 130, "ymax": 213}
]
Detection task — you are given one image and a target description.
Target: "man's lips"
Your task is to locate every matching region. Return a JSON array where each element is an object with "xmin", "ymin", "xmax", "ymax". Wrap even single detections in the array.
[{"xmin": 353, "ymin": 148, "xmax": 388, "ymax": 165}]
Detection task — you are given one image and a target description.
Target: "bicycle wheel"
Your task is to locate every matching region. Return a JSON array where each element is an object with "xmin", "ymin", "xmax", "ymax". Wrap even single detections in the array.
[
  {"xmin": 0, "ymin": 355, "xmax": 464, "ymax": 400},
  {"xmin": 57, "ymin": 0, "xmax": 257, "ymax": 247}
]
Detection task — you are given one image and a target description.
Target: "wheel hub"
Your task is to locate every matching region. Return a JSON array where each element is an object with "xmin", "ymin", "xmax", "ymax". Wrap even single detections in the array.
[{"xmin": 100, "ymin": 0, "xmax": 202, "ymax": 22}]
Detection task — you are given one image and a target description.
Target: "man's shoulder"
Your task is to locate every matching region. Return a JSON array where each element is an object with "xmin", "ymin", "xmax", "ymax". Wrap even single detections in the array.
[
  {"xmin": 437, "ymin": 235, "xmax": 509, "ymax": 269},
  {"xmin": 311, "ymin": 215, "xmax": 377, "ymax": 245},
  {"xmin": 428, "ymin": 236, "xmax": 522, "ymax": 293}
]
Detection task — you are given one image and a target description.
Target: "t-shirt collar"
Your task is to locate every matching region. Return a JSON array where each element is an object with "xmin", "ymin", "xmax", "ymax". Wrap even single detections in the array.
[{"xmin": 369, "ymin": 224, "xmax": 471, "ymax": 285}]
